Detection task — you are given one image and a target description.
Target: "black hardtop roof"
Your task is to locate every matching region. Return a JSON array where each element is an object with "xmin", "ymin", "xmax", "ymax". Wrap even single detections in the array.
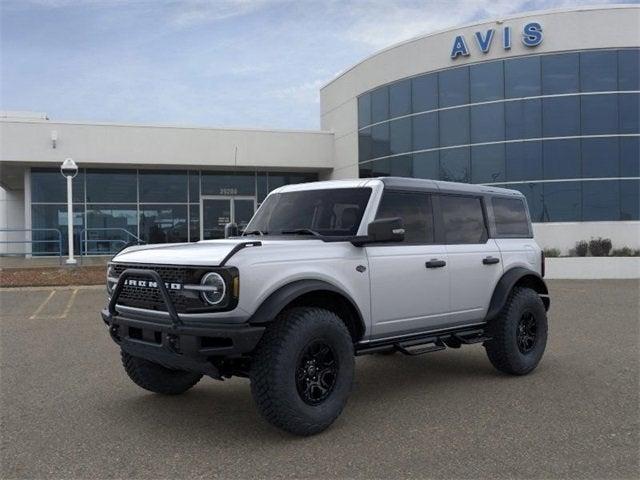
[{"xmin": 378, "ymin": 177, "xmax": 523, "ymax": 198}]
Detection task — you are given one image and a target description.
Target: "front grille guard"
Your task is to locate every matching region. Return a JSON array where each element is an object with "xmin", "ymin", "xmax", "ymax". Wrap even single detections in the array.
[{"xmin": 109, "ymin": 268, "xmax": 182, "ymax": 330}]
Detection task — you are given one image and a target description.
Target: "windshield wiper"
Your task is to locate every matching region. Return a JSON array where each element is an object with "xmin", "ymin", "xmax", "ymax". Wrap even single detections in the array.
[
  {"xmin": 280, "ymin": 228, "xmax": 323, "ymax": 238},
  {"xmin": 243, "ymin": 230, "xmax": 266, "ymax": 236}
]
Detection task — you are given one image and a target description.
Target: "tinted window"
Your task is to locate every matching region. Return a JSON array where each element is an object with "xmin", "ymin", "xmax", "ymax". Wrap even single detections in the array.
[
  {"xmin": 440, "ymin": 195, "xmax": 487, "ymax": 244},
  {"xmin": 470, "ymin": 103, "xmax": 504, "ymax": 143},
  {"xmin": 439, "ymin": 67, "xmax": 469, "ymax": 107},
  {"xmin": 509, "ymin": 183, "xmax": 543, "ymax": 222},
  {"xmin": 620, "ymin": 179, "xmax": 640, "ymax": 220},
  {"xmin": 440, "ymin": 148, "xmax": 470, "ymax": 183},
  {"xmin": 359, "ymin": 128, "xmax": 373, "ymax": 162},
  {"xmin": 189, "ymin": 204, "xmax": 200, "ymax": 242},
  {"xmin": 506, "ymin": 141, "xmax": 543, "ymax": 181},
  {"xmin": 471, "ymin": 144, "xmax": 505, "ymax": 183},
  {"xmin": 140, "ymin": 171, "xmax": 188, "ymax": 203},
  {"xmin": 439, "ymin": 108, "xmax": 469, "ymax": 147},
  {"xmin": 188, "ymin": 171, "xmax": 200, "ymax": 203},
  {"xmin": 389, "ymin": 155, "xmax": 413, "ymax": 176},
  {"xmin": 202, "ymin": 172, "xmax": 255, "ymax": 196},
  {"xmin": 581, "ymin": 51, "xmax": 617, "ymax": 92},
  {"xmin": 371, "ymin": 123, "xmax": 390, "ymax": 158},
  {"xmin": 621, "ymin": 137, "xmax": 640, "ymax": 177},
  {"xmin": 389, "ymin": 117, "xmax": 411, "ymax": 155},
  {"xmin": 581, "ymin": 94, "xmax": 618, "ymax": 135},
  {"xmin": 389, "ymin": 79, "xmax": 411, "ymax": 117},
  {"xmin": 86, "ymin": 169, "xmax": 136, "ymax": 203},
  {"xmin": 543, "ymin": 139, "xmax": 581, "ymax": 180},
  {"xmin": 86, "ymin": 205, "xmax": 138, "ymax": 254},
  {"xmin": 505, "ymin": 99, "xmax": 542, "ymax": 140},
  {"xmin": 371, "ymin": 87, "xmax": 389, "ymax": 123},
  {"xmin": 618, "ymin": 49, "xmax": 640, "ymax": 90},
  {"xmin": 358, "ymin": 93, "xmax": 371, "ymax": 128},
  {"xmin": 470, "ymin": 61, "xmax": 504, "ymax": 102},
  {"xmin": 542, "ymin": 53, "xmax": 579, "ymax": 94},
  {"xmin": 505, "ymin": 56, "xmax": 541, "ymax": 98},
  {"xmin": 412, "ymin": 74, "xmax": 438, "ymax": 112},
  {"xmin": 542, "ymin": 96, "xmax": 580, "ymax": 137},
  {"xmin": 543, "ymin": 182, "xmax": 581, "ymax": 222},
  {"xmin": 413, "ymin": 151, "xmax": 439, "ymax": 180},
  {"xmin": 31, "ymin": 169, "xmax": 85, "ymax": 203},
  {"xmin": 581, "ymin": 138, "xmax": 619, "ymax": 178},
  {"xmin": 375, "ymin": 191, "xmax": 434, "ymax": 243},
  {"xmin": 583, "ymin": 180, "xmax": 619, "ymax": 221},
  {"xmin": 492, "ymin": 197, "xmax": 531, "ymax": 237},
  {"xmin": 412, "ymin": 112, "xmax": 439, "ymax": 151},
  {"xmin": 619, "ymin": 93, "xmax": 640, "ymax": 134},
  {"xmin": 31, "ymin": 204, "xmax": 84, "ymax": 255}
]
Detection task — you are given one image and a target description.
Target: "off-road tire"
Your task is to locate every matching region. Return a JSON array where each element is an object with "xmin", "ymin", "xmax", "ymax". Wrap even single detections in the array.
[
  {"xmin": 484, "ymin": 287, "xmax": 548, "ymax": 375},
  {"xmin": 250, "ymin": 307, "xmax": 355, "ymax": 436},
  {"xmin": 121, "ymin": 351, "xmax": 202, "ymax": 395}
]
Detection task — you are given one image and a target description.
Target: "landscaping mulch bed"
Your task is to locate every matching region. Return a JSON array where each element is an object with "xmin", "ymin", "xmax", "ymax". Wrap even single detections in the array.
[{"xmin": 0, "ymin": 266, "xmax": 105, "ymax": 288}]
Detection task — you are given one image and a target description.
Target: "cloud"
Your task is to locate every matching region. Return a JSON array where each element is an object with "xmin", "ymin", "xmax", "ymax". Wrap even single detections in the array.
[{"xmin": 168, "ymin": 0, "xmax": 281, "ymax": 28}]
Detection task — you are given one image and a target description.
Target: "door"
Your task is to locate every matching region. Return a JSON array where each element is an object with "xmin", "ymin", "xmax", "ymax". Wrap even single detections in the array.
[
  {"xmin": 439, "ymin": 194, "xmax": 504, "ymax": 326},
  {"xmin": 366, "ymin": 190, "xmax": 450, "ymax": 339},
  {"xmin": 200, "ymin": 196, "xmax": 256, "ymax": 240}
]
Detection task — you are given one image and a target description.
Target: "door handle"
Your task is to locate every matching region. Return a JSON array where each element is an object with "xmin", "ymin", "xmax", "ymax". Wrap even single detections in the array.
[
  {"xmin": 426, "ymin": 259, "xmax": 446, "ymax": 268},
  {"xmin": 483, "ymin": 256, "xmax": 500, "ymax": 265}
]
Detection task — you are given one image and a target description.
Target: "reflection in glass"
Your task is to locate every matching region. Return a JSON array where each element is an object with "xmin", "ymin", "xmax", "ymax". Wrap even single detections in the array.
[
  {"xmin": 439, "ymin": 108, "xmax": 469, "ymax": 147},
  {"xmin": 189, "ymin": 204, "xmax": 200, "ymax": 242},
  {"xmin": 412, "ymin": 74, "xmax": 438, "ymax": 113},
  {"xmin": 618, "ymin": 49, "xmax": 640, "ymax": 91},
  {"xmin": 583, "ymin": 181, "xmax": 619, "ymax": 221},
  {"xmin": 543, "ymin": 182, "xmax": 581, "ymax": 222},
  {"xmin": 32, "ymin": 169, "xmax": 85, "ymax": 203},
  {"xmin": 189, "ymin": 171, "xmax": 200, "ymax": 203},
  {"xmin": 510, "ymin": 183, "xmax": 544, "ymax": 222},
  {"xmin": 440, "ymin": 148, "xmax": 470, "ymax": 183},
  {"xmin": 581, "ymin": 94, "xmax": 619, "ymax": 135},
  {"xmin": 470, "ymin": 61, "xmax": 504, "ymax": 102},
  {"xmin": 505, "ymin": 56, "xmax": 540, "ymax": 98},
  {"xmin": 371, "ymin": 123, "xmax": 390, "ymax": 158},
  {"xmin": 371, "ymin": 87, "xmax": 389, "ymax": 123},
  {"xmin": 542, "ymin": 96, "xmax": 580, "ymax": 137},
  {"xmin": 140, "ymin": 170, "xmax": 188, "ymax": 203},
  {"xmin": 620, "ymin": 179, "xmax": 640, "ymax": 220},
  {"xmin": 86, "ymin": 169, "xmax": 136, "ymax": 203},
  {"xmin": 85, "ymin": 204, "xmax": 137, "ymax": 254},
  {"xmin": 470, "ymin": 103, "xmax": 504, "ymax": 143},
  {"xmin": 620, "ymin": 137, "xmax": 640, "ymax": 177},
  {"xmin": 542, "ymin": 53, "xmax": 579, "ymax": 94},
  {"xmin": 506, "ymin": 142, "xmax": 543, "ymax": 181},
  {"xmin": 390, "ymin": 79, "xmax": 411, "ymax": 118},
  {"xmin": 580, "ymin": 51, "xmax": 617, "ymax": 92},
  {"xmin": 390, "ymin": 117, "xmax": 411, "ymax": 155},
  {"xmin": 359, "ymin": 128, "xmax": 373, "ymax": 162},
  {"xmin": 412, "ymin": 112, "xmax": 438, "ymax": 151},
  {"xmin": 471, "ymin": 144, "xmax": 505, "ymax": 183},
  {"xmin": 505, "ymin": 99, "xmax": 541, "ymax": 140},
  {"xmin": 202, "ymin": 172, "xmax": 255, "ymax": 196},
  {"xmin": 619, "ymin": 93, "xmax": 640, "ymax": 134},
  {"xmin": 139, "ymin": 205, "xmax": 188, "ymax": 244},
  {"xmin": 543, "ymin": 139, "xmax": 581, "ymax": 180},
  {"xmin": 358, "ymin": 93, "xmax": 371, "ymax": 128},
  {"xmin": 413, "ymin": 152, "xmax": 439, "ymax": 180},
  {"xmin": 581, "ymin": 138, "xmax": 619, "ymax": 178},
  {"xmin": 439, "ymin": 67, "xmax": 469, "ymax": 108},
  {"xmin": 31, "ymin": 204, "xmax": 84, "ymax": 255},
  {"xmin": 389, "ymin": 155, "xmax": 412, "ymax": 177}
]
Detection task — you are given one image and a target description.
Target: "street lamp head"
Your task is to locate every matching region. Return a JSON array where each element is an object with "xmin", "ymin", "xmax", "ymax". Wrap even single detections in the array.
[{"xmin": 60, "ymin": 158, "xmax": 78, "ymax": 178}]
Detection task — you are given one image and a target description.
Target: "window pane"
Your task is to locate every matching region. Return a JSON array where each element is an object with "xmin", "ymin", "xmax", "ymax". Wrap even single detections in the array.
[
  {"xmin": 389, "ymin": 117, "xmax": 411, "ymax": 155},
  {"xmin": 619, "ymin": 93, "xmax": 640, "ymax": 134},
  {"xmin": 439, "ymin": 108, "xmax": 469, "ymax": 147},
  {"xmin": 621, "ymin": 137, "xmax": 640, "ymax": 177},
  {"xmin": 543, "ymin": 96, "xmax": 580, "ymax": 137},
  {"xmin": 505, "ymin": 98, "xmax": 542, "ymax": 140},
  {"xmin": 440, "ymin": 147, "xmax": 470, "ymax": 183},
  {"xmin": 86, "ymin": 169, "xmax": 136, "ymax": 203},
  {"xmin": 471, "ymin": 144, "xmax": 505, "ymax": 183},
  {"xmin": 620, "ymin": 179, "xmax": 640, "ymax": 220},
  {"xmin": 581, "ymin": 94, "xmax": 618, "ymax": 135},
  {"xmin": 202, "ymin": 172, "xmax": 255, "ymax": 196},
  {"xmin": 492, "ymin": 197, "xmax": 531, "ymax": 237},
  {"xmin": 358, "ymin": 93, "xmax": 371, "ymax": 128},
  {"xmin": 370, "ymin": 159, "xmax": 391, "ymax": 177},
  {"xmin": 582, "ymin": 138, "xmax": 619, "ymax": 178},
  {"xmin": 371, "ymin": 123, "xmax": 390, "ymax": 158},
  {"xmin": 359, "ymin": 128, "xmax": 373, "ymax": 162},
  {"xmin": 439, "ymin": 67, "xmax": 469, "ymax": 107},
  {"xmin": 267, "ymin": 172, "xmax": 317, "ymax": 192},
  {"xmin": 359, "ymin": 162, "xmax": 373, "ymax": 178},
  {"xmin": 257, "ymin": 173, "xmax": 268, "ymax": 203},
  {"xmin": 509, "ymin": 183, "xmax": 543, "ymax": 222},
  {"xmin": 580, "ymin": 51, "xmax": 617, "ymax": 92},
  {"xmin": 470, "ymin": 103, "xmax": 504, "ymax": 143},
  {"xmin": 375, "ymin": 191, "xmax": 434, "ymax": 243},
  {"xmin": 470, "ymin": 61, "xmax": 504, "ymax": 102},
  {"xmin": 390, "ymin": 79, "xmax": 411, "ymax": 118},
  {"xmin": 31, "ymin": 204, "xmax": 84, "ymax": 255},
  {"xmin": 31, "ymin": 168, "xmax": 85, "ymax": 203},
  {"xmin": 389, "ymin": 155, "xmax": 413, "ymax": 177},
  {"xmin": 619, "ymin": 49, "xmax": 640, "ymax": 91},
  {"xmin": 543, "ymin": 182, "xmax": 581, "ymax": 221},
  {"xmin": 412, "ymin": 73, "xmax": 438, "ymax": 112},
  {"xmin": 85, "ymin": 205, "xmax": 138, "ymax": 254},
  {"xmin": 583, "ymin": 180, "xmax": 620, "ymax": 221},
  {"xmin": 188, "ymin": 171, "xmax": 200, "ymax": 203},
  {"xmin": 542, "ymin": 53, "xmax": 579, "ymax": 94},
  {"xmin": 371, "ymin": 87, "xmax": 389, "ymax": 123},
  {"xmin": 440, "ymin": 195, "xmax": 487, "ymax": 244},
  {"xmin": 189, "ymin": 204, "xmax": 200, "ymax": 242},
  {"xmin": 140, "ymin": 170, "xmax": 188, "ymax": 203},
  {"xmin": 543, "ymin": 139, "xmax": 580, "ymax": 179},
  {"xmin": 413, "ymin": 151, "xmax": 439, "ymax": 180},
  {"xmin": 506, "ymin": 141, "xmax": 543, "ymax": 181},
  {"xmin": 505, "ymin": 56, "xmax": 541, "ymax": 98},
  {"xmin": 412, "ymin": 112, "xmax": 438, "ymax": 151},
  {"xmin": 139, "ymin": 205, "xmax": 188, "ymax": 244}
]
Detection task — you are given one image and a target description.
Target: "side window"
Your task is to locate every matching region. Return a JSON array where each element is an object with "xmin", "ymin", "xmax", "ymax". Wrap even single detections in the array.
[
  {"xmin": 440, "ymin": 195, "xmax": 487, "ymax": 244},
  {"xmin": 375, "ymin": 191, "xmax": 434, "ymax": 243},
  {"xmin": 492, "ymin": 197, "xmax": 532, "ymax": 237}
]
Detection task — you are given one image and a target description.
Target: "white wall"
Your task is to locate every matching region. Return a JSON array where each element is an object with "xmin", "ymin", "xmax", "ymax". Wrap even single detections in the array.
[
  {"xmin": 545, "ymin": 257, "xmax": 640, "ymax": 279},
  {"xmin": 534, "ymin": 221, "xmax": 640, "ymax": 254},
  {"xmin": 0, "ymin": 186, "xmax": 25, "ymax": 254}
]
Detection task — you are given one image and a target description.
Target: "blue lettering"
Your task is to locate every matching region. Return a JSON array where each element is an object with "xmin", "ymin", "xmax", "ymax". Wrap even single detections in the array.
[
  {"xmin": 474, "ymin": 29, "xmax": 494, "ymax": 53},
  {"xmin": 450, "ymin": 35, "xmax": 470, "ymax": 59},
  {"xmin": 503, "ymin": 26, "xmax": 512, "ymax": 50},
  {"xmin": 522, "ymin": 22, "xmax": 543, "ymax": 47}
]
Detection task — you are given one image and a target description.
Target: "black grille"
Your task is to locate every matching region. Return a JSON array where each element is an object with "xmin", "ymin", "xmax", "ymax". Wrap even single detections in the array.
[{"xmin": 111, "ymin": 263, "xmax": 208, "ymax": 313}]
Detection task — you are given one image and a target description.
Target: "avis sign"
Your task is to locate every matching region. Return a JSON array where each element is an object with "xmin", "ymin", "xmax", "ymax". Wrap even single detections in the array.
[{"xmin": 450, "ymin": 22, "xmax": 543, "ymax": 59}]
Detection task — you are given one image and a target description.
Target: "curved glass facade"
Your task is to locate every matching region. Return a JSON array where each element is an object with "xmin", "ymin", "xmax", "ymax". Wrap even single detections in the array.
[{"xmin": 357, "ymin": 48, "xmax": 640, "ymax": 222}]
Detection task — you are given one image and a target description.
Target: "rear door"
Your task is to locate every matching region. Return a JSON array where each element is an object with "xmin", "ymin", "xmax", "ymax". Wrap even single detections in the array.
[
  {"xmin": 366, "ymin": 190, "xmax": 450, "ymax": 338},
  {"xmin": 439, "ymin": 194, "xmax": 503, "ymax": 326}
]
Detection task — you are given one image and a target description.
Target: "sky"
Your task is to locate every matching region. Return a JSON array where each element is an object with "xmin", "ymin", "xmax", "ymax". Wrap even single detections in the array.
[{"xmin": 1, "ymin": 0, "xmax": 636, "ymax": 130}]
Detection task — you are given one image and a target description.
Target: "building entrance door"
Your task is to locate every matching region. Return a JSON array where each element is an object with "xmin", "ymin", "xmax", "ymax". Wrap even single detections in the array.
[{"xmin": 200, "ymin": 196, "xmax": 256, "ymax": 240}]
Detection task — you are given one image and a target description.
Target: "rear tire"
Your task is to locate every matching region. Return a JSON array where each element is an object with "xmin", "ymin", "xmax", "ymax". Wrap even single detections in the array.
[
  {"xmin": 121, "ymin": 351, "xmax": 202, "ymax": 395},
  {"xmin": 250, "ymin": 307, "xmax": 354, "ymax": 436},
  {"xmin": 484, "ymin": 287, "xmax": 547, "ymax": 375}
]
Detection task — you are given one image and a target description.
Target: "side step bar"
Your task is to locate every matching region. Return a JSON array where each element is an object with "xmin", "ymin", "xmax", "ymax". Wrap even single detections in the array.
[{"xmin": 356, "ymin": 326, "xmax": 491, "ymax": 357}]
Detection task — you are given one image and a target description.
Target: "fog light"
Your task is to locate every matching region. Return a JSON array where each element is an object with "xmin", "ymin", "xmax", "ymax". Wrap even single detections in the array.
[{"xmin": 201, "ymin": 272, "xmax": 225, "ymax": 305}]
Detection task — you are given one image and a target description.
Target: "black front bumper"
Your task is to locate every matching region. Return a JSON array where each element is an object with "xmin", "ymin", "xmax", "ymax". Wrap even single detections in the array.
[{"xmin": 102, "ymin": 268, "xmax": 265, "ymax": 378}]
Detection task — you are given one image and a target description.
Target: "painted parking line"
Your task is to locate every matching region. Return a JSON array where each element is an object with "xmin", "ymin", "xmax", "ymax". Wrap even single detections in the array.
[
  {"xmin": 58, "ymin": 288, "xmax": 79, "ymax": 319},
  {"xmin": 29, "ymin": 290, "xmax": 56, "ymax": 319},
  {"xmin": 27, "ymin": 288, "xmax": 80, "ymax": 320}
]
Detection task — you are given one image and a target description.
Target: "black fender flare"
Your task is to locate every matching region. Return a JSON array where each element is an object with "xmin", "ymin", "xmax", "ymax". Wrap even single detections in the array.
[
  {"xmin": 485, "ymin": 267, "xmax": 550, "ymax": 322},
  {"xmin": 248, "ymin": 279, "xmax": 366, "ymax": 336}
]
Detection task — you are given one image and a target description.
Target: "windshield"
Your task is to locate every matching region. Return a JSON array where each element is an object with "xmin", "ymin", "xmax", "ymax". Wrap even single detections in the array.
[{"xmin": 244, "ymin": 188, "xmax": 372, "ymax": 237}]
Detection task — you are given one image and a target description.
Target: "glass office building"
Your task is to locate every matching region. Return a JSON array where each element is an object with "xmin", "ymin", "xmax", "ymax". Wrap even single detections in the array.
[{"xmin": 357, "ymin": 48, "xmax": 639, "ymax": 223}]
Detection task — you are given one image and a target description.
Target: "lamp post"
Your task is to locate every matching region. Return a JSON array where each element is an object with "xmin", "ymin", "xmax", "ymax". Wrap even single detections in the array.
[{"xmin": 60, "ymin": 158, "xmax": 78, "ymax": 265}]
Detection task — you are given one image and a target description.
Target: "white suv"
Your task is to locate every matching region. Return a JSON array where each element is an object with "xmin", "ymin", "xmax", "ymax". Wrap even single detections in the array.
[{"xmin": 102, "ymin": 177, "xmax": 550, "ymax": 436}]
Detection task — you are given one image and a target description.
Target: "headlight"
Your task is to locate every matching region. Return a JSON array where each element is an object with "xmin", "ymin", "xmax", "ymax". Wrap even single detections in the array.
[
  {"xmin": 200, "ymin": 272, "xmax": 226, "ymax": 305},
  {"xmin": 106, "ymin": 263, "xmax": 117, "ymax": 295}
]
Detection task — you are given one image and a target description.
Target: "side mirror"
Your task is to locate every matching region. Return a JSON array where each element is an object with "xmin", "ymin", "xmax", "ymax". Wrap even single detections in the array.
[
  {"xmin": 224, "ymin": 222, "xmax": 238, "ymax": 238},
  {"xmin": 352, "ymin": 217, "xmax": 405, "ymax": 245}
]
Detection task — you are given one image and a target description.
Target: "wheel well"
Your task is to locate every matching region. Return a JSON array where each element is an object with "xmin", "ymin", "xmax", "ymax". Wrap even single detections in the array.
[
  {"xmin": 285, "ymin": 290, "xmax": 365, "ymax": 342},
  {"xmin": 513, "ymin": 274, "xmax": 550, "ymax": 310}
]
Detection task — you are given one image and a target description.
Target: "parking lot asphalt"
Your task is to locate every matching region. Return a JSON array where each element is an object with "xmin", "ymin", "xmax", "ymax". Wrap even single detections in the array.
[{"xmin": 1, "ymin": 280, "xmax": 638, "ymax": 479}]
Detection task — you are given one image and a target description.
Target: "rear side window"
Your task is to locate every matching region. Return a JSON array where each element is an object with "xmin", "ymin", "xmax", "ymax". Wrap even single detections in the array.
[
  {"xmin": 492, "ymin": 197, "xmax": 532, "ymax": 237},
  {"xmin": 440, "ymin": 195, "xmax": 488, "ymax": 244},
  {"xmin": 375, "ymin": 191, "xmax": 434, "ymax": 243}
]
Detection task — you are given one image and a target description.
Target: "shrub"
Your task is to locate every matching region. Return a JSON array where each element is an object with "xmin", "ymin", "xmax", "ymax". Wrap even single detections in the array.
[
  {"xmin": 610, "ymin": 247, "xmax": 640, "ymax": 257},
  {"xmin": 543, "ymin": 248, "xmax": 561, "ymax": 257},
  {"xmin": 589, "ymin": 237, "xmax": 612, "ymax": 257},
  {"xmin": 574, "ymin": 240, "xmax": 589, "ymax": 257}
]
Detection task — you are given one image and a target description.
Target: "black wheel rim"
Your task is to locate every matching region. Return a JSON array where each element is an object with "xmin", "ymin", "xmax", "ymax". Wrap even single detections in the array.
[
  {"xmin": 517, "ymin": 311, "xmax": 537, "ymax": 354},
  {"xmin": 295, "ymin": 340, "xmax": 338, "ymax": 406}
]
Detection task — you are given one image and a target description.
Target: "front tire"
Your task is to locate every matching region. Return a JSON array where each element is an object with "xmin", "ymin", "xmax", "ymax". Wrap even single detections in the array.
[
  {"xmin": 484, "ymin": 287, "xmax": 548, "ymax": 375},
  {"xmin": 250, "ymin": 307, "xmax": 355, "ymax": 436},
  {"xmin": 121, "ymin": 351, "xmax": 202, "ymax": 395}
]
